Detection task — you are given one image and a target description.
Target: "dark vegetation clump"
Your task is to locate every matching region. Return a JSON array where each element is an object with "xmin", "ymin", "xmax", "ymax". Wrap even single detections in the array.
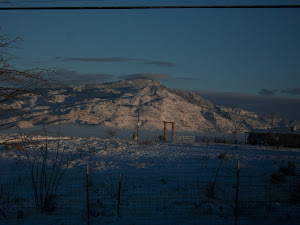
[
  {"xmin": 290, "ymin": 182, "xmax": 300, "ymax": 203},
  {"xmin": 218, "ymin": 152, "xmax": 227, "ymax": 159},
  {"xmin": 280, "ymin": 162, "xmax": 296, "ymax": 176},
  {"xmin": 271, "ymin": 161, "xmax": 296, "ymax": 184},
  {"xmin": 42, "ymin": 196, "xmax": 57, "ymax": 213},
  {"xmin": 106, "ymin": 129, "xmax": 116, "ymax": 139},
  {"xmin": 205, "ymin": 182, "xmax": 216, "ymax": 199},
  {"xmin": 271, "ymin": 172, "xmax": 287, "ymax": 184}
]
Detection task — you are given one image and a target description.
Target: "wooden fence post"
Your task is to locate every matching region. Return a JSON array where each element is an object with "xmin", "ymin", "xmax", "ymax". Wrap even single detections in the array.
[
  {"xmin": 117, "ymin": 173, "xmax": 122, "ymax": 217},
  {"xmin": 171, "ymin": 122, "xmax": 175, "ymax": 142},
  {"xmin": 86, "ymin": 164, "xmax": 90, "ymax": 225},
  {"xmin": 137, "ymin": 108, "xmax": 140, "ymax": 141},
  {"xmin": 235, "ymin": 160, "xmax": 240, "ymax": 225},
  {"xmin": 163, "ymin": 121, "xmax": 167, "ymax": 143}
]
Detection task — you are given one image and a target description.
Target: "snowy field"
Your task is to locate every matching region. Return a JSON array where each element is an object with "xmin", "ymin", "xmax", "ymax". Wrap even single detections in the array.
[{"xmin": 0, "ymin": 132, "xmax": 299, "ymax": 225}]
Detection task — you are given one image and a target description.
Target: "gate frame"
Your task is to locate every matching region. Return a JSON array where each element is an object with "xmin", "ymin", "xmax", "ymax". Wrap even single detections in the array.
[{"xmin": 163, "ymin": 121, "xmax": 175, "ymax": 142}]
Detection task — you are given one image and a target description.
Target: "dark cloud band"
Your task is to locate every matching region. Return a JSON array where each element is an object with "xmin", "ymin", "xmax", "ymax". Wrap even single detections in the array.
[
  {"xmin": 258, "ymin": 89, "xmax": 278, "ymax": 96},
  {"xmin": 193, "ymin": 90, "xmax": 300, "ymax": 121},
  {"xmin": 280, "ymin": 88, "xmax": 300, "ymax": 96},
  {"xmin": 57, "ymin": 56, "xmax": 176, "ymax": 68},
  {"xmin": 175, "ymin": 77, "xmax": 201, "ymax": 81},
  {"xmin": 44, "ymin": 68, "xmax": 114, "ymax": 85},
  {"xmin": 119, "ymin": 73, "xmax": 170, "ymax": 81},
  {"xmin": 258, "ymin": 88, "xmax": 300, "ymax": 96}
]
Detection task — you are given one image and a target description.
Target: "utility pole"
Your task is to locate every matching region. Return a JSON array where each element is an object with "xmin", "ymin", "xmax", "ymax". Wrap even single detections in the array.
[
  {"xmin": 137, "ymin": 108, "xmax": 140, "ymax": 140},
  {"xmin": 171, "ymin": 122, "xmax": 175, "ymax": 142},
  {"xmin": 271, "ymin": 112, "xmax": 274, "ymax": 130}
]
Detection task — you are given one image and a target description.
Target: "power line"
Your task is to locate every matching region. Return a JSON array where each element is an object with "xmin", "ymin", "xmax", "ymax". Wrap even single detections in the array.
[
  {"xmin": 0, "ymin": 5, "xmax": 300, "ymax": 10},
  {"xmin": 0, "ymin": 0, "xmax": 103, "ymax": 2},
  {"xmin": 4, "ymin": 0, "xmax": 300, "ymax": 2}
]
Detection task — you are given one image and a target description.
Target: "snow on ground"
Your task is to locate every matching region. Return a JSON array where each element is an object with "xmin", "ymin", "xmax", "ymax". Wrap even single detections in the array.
[{"xmin": 0, "ymin": 133, "xmax": 299, "ymax": 225}]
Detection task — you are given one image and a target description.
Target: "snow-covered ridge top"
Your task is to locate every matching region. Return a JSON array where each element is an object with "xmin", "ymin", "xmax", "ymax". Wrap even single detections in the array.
[{"xmin": 73, "ymin": 78, "xmax": 162, "ymax": 90}]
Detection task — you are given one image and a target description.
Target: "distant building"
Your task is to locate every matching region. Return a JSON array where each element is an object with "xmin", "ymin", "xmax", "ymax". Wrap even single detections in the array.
[{"xmin": 246, "ymin": 127, "xmax": 300, "ymax": 148}]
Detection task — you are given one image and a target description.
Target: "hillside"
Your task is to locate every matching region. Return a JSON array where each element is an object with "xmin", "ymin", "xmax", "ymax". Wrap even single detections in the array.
[{"xmin": 0, "ymin": 79, "xmax": 297, "ymax": 133}]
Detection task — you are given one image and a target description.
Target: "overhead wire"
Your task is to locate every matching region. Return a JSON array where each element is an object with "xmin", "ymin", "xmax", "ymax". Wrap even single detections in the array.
[
  {"xmin": 1, "ymin": 0, "xmax": 299, "ymax": 9},
  {"xmin": 1, "ymin": 0, "xmax": 299, "ymax": 4},
  {"xmin": 0, "ymin": 0, "xmax": 300, "ymax": 10},
  {"xmin": 0, "ymin": 0, "xmax": 104, "ymax": 2},
  {"xmin": 1, "ymin": 5, "xmax": 300, "ymax": 10}
]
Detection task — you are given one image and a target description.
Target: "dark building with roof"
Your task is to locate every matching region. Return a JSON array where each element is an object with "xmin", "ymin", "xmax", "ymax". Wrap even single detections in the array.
[{"xmin": 246, "ymin": 126, "xmax": 300, "ymax": 148}]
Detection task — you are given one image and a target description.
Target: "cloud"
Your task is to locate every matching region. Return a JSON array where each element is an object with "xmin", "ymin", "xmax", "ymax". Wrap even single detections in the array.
[
  {"xmin": 175, "ymin": 77, "xmax": 201, "ymax": 81},
  {"xmin": 58, "ymin": 57, "xmax": 136, "ymax": 63},
  {"xmin": 258, "ymin": 88, "xmax": 300, "ymax": 97},
  {"xmin": 44, "ymin": 68, "xmax": 114, "ymax": 85},
  {"xmin": 141, "ymin": 61, "xmax": 176, "ymax": 67},
  {"xmin": 119, "ymin": 73, "xmax": 171, "ymax": 81},
  {"xmin": 258, "ymin": 89, "xmax": 278, "ymax": 96},
  {"xmin": 280, "ymin": 88, "xmax": 300, "ymax": 96},
  {"xmin": 57, "ymin": 56, "xmax": 176, "ymax": 68}
]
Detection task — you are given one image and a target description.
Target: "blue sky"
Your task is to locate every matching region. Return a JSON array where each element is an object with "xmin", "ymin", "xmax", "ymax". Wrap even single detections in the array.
[{"xmin": 1, "ymin": 0, "xmax": 300, "ymax": 98}]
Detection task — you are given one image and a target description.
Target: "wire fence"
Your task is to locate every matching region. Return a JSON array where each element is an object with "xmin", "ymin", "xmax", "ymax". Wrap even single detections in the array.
[{"xmin": 0, "ymin": 167, "xmax": 299, "ymax": 225}]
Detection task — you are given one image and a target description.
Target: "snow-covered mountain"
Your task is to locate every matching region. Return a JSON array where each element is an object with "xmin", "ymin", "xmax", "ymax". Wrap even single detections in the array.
[{"xmin": 0, "ymin": 79, "xmax": 297, "ymax": 132}]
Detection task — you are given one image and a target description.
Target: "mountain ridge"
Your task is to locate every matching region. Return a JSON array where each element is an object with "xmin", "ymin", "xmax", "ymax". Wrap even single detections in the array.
[{"xmin": 0, "ymin": 78, "xmax": 298, "ymax": 133}]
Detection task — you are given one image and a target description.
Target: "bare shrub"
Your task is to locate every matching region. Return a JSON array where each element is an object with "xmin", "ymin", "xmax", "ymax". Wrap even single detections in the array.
[
  {"xmin": 24, "ymin": 129, "xmax": 77, "ymax": 213},
  {"xmin": 0, "ymin": 185, "xmax": 8, "ymax": 219},
  {"xmin": 206, "ymin": 145, "xmax": 231, "ymax": 198}
]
